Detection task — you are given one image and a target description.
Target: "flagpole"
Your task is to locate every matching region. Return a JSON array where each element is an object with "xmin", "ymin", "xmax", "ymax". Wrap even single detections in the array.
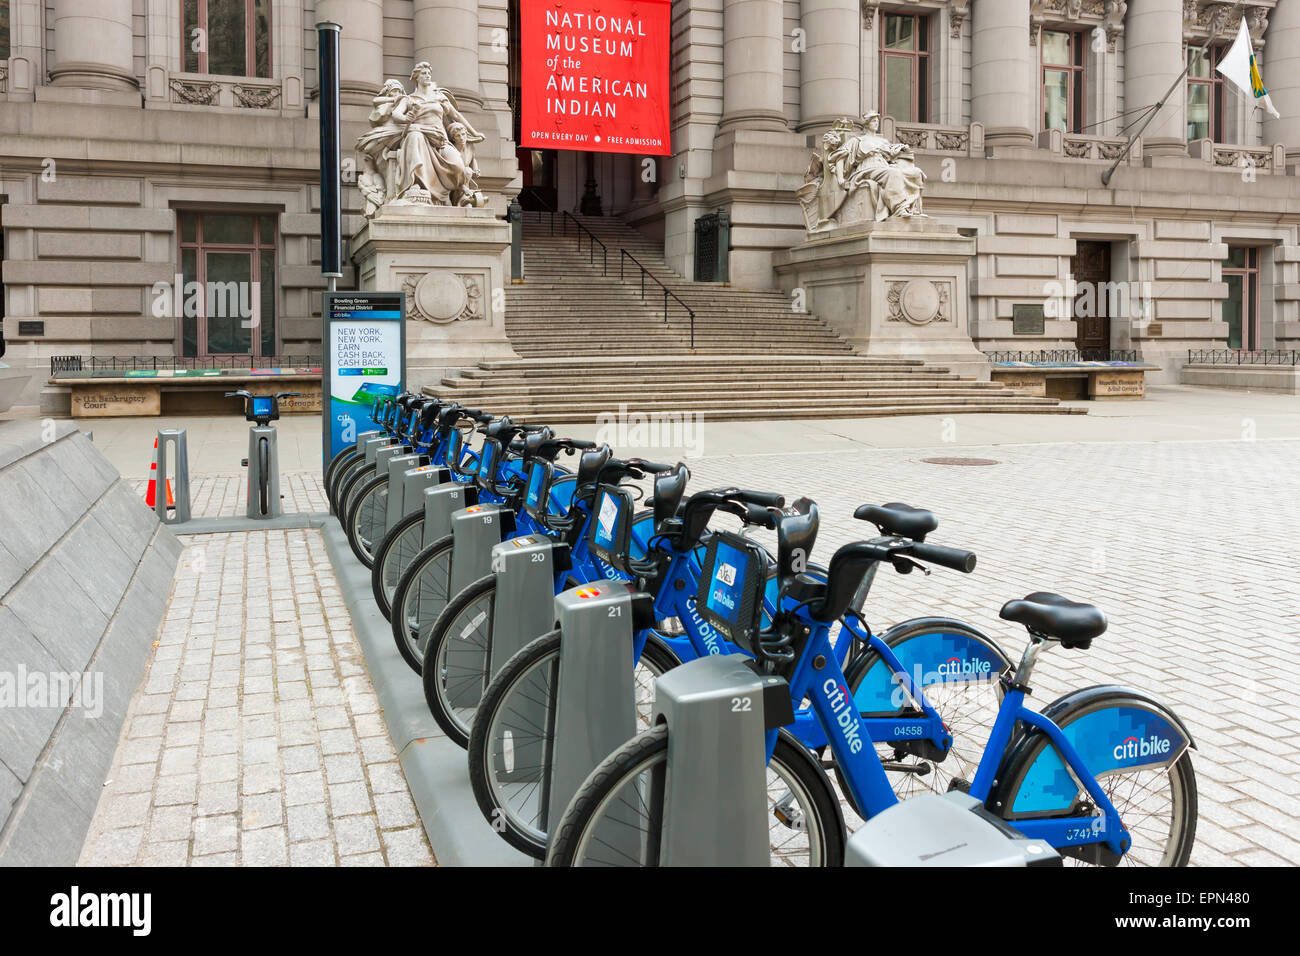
[{"xmin": 1101, "ymin": 5, "xmax": 1240, "ymax": 187}]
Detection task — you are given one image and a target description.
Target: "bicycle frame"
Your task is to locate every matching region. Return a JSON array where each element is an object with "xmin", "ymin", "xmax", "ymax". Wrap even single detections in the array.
[{"xmin": 782, "ymin": 605, "xmax": 1132, "ymax": 858}]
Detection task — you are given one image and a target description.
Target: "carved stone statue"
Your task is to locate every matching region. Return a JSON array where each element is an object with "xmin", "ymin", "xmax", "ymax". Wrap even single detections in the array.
[
  {"xmin": 797, "ymin": 113, "xmax": 927, "ymax": 233},
  {"xmin": 355, "ymin": 62, "xmax": 487, "ymax": 217}
]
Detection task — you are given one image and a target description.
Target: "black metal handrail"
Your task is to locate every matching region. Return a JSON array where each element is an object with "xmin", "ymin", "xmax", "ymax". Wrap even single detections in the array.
[
  {"xmin": 1188, "ymin": 348, "xmax": 1300, "ymax": 366},
  {"xmin": 559, "ymin": 210, "xmax": 608, "ymax": 275},
  {"xmin": 983, "ymin": 348, "xmax": 1139, "ymax": 364},
  {"xmin": 51, "ymin": 354, "xmax": 322, "ymax": 376},
  {"xmin": 620, "ymin": 249, "xmax": 697, "ymax": 349}
]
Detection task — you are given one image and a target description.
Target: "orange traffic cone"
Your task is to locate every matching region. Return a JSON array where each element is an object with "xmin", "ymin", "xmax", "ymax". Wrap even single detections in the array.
[{"xmin": 145, "ymin": 438, "xmax": 175, "ymax": 508}]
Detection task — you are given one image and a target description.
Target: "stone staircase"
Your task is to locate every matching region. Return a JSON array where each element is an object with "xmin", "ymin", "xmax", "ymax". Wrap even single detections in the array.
[{"xmin": 430, "ymin": 213, "xmax": 1078, "ymax": 423}]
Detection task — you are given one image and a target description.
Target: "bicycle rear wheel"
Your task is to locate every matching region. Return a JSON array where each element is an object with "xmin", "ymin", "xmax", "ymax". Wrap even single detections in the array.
[
  {"xmin": 389, "ymin": 535, "xmax": 455, "ymax": 674},
  {"xmin": 547, "ymin": 727, "xmax": 844, "ymax": 867},
  {"xmin": 467, "ymin": 630, "xmax": 680, "ymax": 858}
]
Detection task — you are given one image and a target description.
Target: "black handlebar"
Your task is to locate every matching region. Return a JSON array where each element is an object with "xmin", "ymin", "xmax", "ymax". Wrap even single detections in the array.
[{"xmin": 907, "ymin": 541, "xmax": 977, "ymax": 574}]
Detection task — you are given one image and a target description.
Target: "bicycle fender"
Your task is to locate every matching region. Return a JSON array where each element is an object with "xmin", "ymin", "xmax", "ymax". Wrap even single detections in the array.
[
  {"xmin": 988, "ymin": 684, "xmax": 1197, "ymax": 820},
  {"xmin": 845, "ymin": 617, "xmax": 1012, "ymax": 715}
]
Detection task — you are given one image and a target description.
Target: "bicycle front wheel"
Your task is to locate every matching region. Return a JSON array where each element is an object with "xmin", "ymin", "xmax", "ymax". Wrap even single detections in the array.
[
  {"xmin": 422, "ymin": 574, "xmax": 499, "ymax": 748},
  {"xmin": 345, "ymin": 475, "xmax": 390, "ymax": 567},
  {"xmin": 389, "ymin": 535, "xmax": 455, "ymax": 674},
  {"xmin": 371, "ymin": 510, "xmax": 425, "ymax": 619},
  {"xmin": 257, "ymin": 438, "xmax": 271, "ymax": 515},
  {"xmin": 467, "ymin": 630, "xmax": 680, "ymax": 858},
  {"xmin": 547, "ymin": 726, "xmax": 844, "ymax": 867}
]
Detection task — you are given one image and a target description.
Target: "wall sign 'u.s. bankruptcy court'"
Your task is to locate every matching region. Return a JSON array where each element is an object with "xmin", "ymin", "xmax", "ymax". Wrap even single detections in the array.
[{"xmin": 520, "ymin": 0, "xmax": 671, "ymax": 156}]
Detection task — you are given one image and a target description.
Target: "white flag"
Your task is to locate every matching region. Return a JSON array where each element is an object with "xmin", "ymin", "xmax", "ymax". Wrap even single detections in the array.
[{"xmin": 1216, "ymin": 18, "xmax": 1280, "ymax": 119}]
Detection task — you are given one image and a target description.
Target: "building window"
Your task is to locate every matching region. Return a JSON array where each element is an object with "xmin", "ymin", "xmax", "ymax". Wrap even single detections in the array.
[
  {"xmin": 0, "ymin": 1, "xmax": 10, "ymax": 61},
  {"xmin": 1041, "ymin": 29, "xmax": 1085, "ymax": 133},
  {"xmin": 178, "ymin": 211, "xmax": 277, "ymax": 359},
  {"xmin": 183, "ymin": 0, "xmax": 272, "ymax": 78},
  {"xmin": 880, "ymin": 13, "xmax": 929, "ymax": 123},
  {"xmin": 1221, "ymin": 246, "xmax": 1260, "ymax": 350},
  {"xmin": 1187, "ymin": 44, "xmax": 1227, "ymax": 142}
]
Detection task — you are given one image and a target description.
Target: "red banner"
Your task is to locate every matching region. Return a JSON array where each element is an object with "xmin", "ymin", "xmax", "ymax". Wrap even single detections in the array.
[{"xmin": 519, "ymin": 0, "xmax": 672, "ymax": 156}]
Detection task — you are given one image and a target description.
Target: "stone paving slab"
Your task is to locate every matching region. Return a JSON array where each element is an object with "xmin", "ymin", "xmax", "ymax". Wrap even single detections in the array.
[{"xmin": 79, "ymin": 529, "xmax": 434, "ymax": 867}]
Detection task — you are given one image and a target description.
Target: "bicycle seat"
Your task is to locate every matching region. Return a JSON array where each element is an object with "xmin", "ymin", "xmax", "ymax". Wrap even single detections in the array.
[
  {"xmin": 999, "ymin": 592, "xmax": 1107, "ymax": 648},
  {"xmin": 854, "ymin": 502, "xmax": 937, "ymax": 541}
]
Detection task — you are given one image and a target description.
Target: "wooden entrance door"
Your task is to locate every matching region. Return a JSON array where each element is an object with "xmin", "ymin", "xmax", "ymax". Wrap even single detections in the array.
[{"xmin": 1071, "ymin": 241, "xmax": 1111, "ymax": 352}]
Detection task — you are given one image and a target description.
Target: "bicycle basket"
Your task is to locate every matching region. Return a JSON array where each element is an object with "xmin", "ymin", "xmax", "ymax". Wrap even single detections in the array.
[
  {"xmin": 586, "ymin": 483, "xmax": 636, "ymax": 573},
  {"xmin": 695, "ymin": 530, "xmax": 768, "ymax": 654}
]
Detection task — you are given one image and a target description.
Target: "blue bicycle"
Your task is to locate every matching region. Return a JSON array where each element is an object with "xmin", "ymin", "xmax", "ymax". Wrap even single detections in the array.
[
  {"xmin": 420, "ymin": 447, "xmax": 684, "ymax": 744},
  {"xmin": 546, "ymin": 500, "xmax": 1199, "ymax": 867},
  {"xmin": 466, "ymin": 483, "xmax": 1016, "ymax": 859}
]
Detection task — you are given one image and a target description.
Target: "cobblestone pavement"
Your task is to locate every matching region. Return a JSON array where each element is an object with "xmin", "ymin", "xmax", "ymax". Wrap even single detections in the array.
[
  {"xmin": 79, "ymin": 528, "xmax": 434, "ymax": 867},
  {"xmin": 682, "ymin": 437, "xmax": 1300, "ymax": 866},
  {"xmin": 129, "ymin": 473, "xmax": 328, "ymax": 518}
]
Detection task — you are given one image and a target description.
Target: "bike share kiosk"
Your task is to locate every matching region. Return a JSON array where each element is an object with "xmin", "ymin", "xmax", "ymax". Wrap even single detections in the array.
[{"xmin": 227, "ymin": 390, "xmax": 299, "ymax": 519}]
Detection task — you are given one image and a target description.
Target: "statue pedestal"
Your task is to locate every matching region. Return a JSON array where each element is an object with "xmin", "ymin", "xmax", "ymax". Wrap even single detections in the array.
[
  {"xmin": 350, "ymin": 206, "xmax": 518, "ymax": 388},
  {"xmin": 774, "ymin": 219, "xmax": 988, "ymax": 380}
]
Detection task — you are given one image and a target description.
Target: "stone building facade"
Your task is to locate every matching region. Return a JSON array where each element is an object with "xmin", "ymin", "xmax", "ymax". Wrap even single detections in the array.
[{"xmin": 2, "ymin": 0, "xmax": 1299, "ymax": 410}]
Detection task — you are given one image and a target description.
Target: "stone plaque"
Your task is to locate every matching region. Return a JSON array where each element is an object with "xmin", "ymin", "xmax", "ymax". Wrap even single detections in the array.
[
  {"xmin": 989, "ymin": 370, "xmax": 1047, "ymax": 397},
  {"xmin": 1012, "ymin": 304, "xmax": 1045, "ymax": 335},
  {"xmin": 71, "ymin": 384, "xmax": 161, "ymax": 417},
  {"xmin": 1089, "ymin": 370, "xmax": 1145, "ymax": 400}
]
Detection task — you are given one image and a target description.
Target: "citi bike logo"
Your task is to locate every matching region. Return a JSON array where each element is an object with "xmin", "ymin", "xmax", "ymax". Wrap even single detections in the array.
[
  {"xmin": 1113, "ymin": 734, "xmax": 1171, "ymax": 761},
  {"xmin": 823, "ymin": 679, "xmax": 864, "ymax": 754},
  {"xmin": 936, "ymin": 656, "xmax": 992, "ymax": 677},
  {"xmin": 684, "ymin": 598, "xmax": 723, "ymax": 655}
]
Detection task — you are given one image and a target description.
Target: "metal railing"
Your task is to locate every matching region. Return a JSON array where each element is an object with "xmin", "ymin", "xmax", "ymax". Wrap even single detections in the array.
[
  {"xmin": 1188, "ymin": 348, "xmax": 1300, "ymax": 366},
  {"xmin": 620, "ymin": 250, "xmax": 697, "ymax": 349},
  {"xmin": 528, "ymin": 208, "xmax": 608, "ymax": 275},
  {"xmin": 50, "ymin": 354, "xmax": 322, "ymax": 376},
  {"xmin": 983, "ymin": 349, "xmax": 1140, "ymax": 364}
]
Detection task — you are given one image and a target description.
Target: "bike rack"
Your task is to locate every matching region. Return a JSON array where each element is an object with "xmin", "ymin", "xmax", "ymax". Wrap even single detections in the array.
[
  {"xmin": 844, "ymin": 791, "xmax": 1060, "ymax": 867},
  {"xmin": 245, "ymin": 424, "xmax": 281, "ymax": 519},
  {"xmin": 651, "ymin": 654, "xmax": 789, "ymax": 866},
  {"xmin": 154, "ymin": 428, "xmax": 192, "ymax": 525},
  {"xmin": 487, "ymin": 534, "xmax": 561, "ymax": 674},
  {"xmin": 388, "ymin": 463, "xmax": 447, "ymax": 530},
  {"xmin": 540, "ymin": 581, "xmax": 642, "ymax": 847},
  {"xmin": 447, "ymin": 502, "xmax": 512, "ymax": 595},
  {"xmin": 421, "ymin": 482, "xmax": 474, "ymax": 548},
  {"xmin": 444, "ymin": 532, "xmax": 559, "ymax": 711},
  {"xmin": 379, "ymin": 452, "xmax": 424, "ymax": 536}
]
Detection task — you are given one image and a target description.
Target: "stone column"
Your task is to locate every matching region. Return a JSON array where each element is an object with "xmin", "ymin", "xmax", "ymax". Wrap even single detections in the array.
[
  {"xmin": 316, "ymin": 0, "xmax": 384, "ymax": 105},
  {"xmin": 414, "ymin": 0, "xmax": 482, "ymax": 107},
  {"xmin": 1125, "ymin": 0, "xmax": 1186, "ymax": 155},
  {"xmin": 720, "ymin": 0, "xmax": 787, "ymax": 131},
  {"xmin": 1263, "ymin": 1, "xmax": 1300, "ymax": 157},
  {"xmin": 48, "ymin": 0, "xmax": 137, "ymax": 90},
  {"xmin": 798, "ymin": 0, "xmax": 859, "ymax": 132},
  {"xmin": 971, "ymin": 0, "xmax": 1032, "ymax": 146}
]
